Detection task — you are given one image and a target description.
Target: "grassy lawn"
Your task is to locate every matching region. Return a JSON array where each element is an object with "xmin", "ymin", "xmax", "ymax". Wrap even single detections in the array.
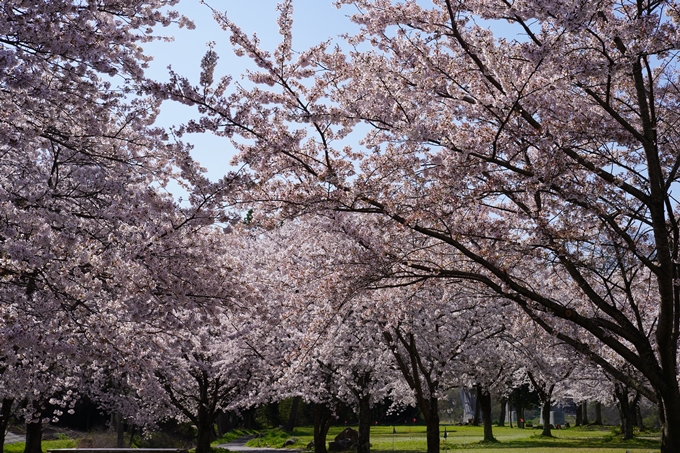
[
  {"xmin": 3, "ymin": 438, "xmax": 78, "ymax": 453},
  {"xmin": 243, "ymin": 424, "xmax": 661, "ymax": 453}
]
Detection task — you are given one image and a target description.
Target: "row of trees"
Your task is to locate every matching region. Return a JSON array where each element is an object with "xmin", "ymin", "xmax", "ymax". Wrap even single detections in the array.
[{"xmin": 2, "ymin": 1, "xmax": 680, "ymax": 453}]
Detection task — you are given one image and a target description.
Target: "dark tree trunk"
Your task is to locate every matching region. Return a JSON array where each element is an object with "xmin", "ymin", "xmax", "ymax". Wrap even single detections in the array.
[
  {"xmin": 265, "ymin": 402, "xmax": 281, "ymax": 428},
  {"xmin": 217, "ymin": 411, "xmax": 231, "ymax": 437},
  {"xmin": 575, "ymin": 403, "xmax": 583, "ymax": 427},
  {"xmin": 614, "ymin": 384, "xmax": 635, "ymax": 440},
  {"xmin": 517, "ymin": 402, "xmax": 524, "ymax": 428},
  {"xmin": 657, "ymin": 385, "xmax": 680, "ymax": 453},
  {"xmin": 284, "ymin": 397, "xmax": 301, "ymax": 432},
  {"xmin": 508, "ymin": 404, "xmax": 513, "ymax": 428},
  {"xmin": 424, "ymin": 400, "xmax": 440, "ymax": 453},
  {"xmin": 381, "ymin": 330, "xmax": 439, "ymax": 453},
  {"xmin": 357, "ymin": 393, "xmax": 371, "ymax": 453},
  {"xmin": 242, "ymin": 407, "xmax": 255, "ymax": 430},
  {"xmin": 0, "ymin": 398, "xmax": 13, "ymax": 453},
  {"xmin": 635, "ymin": 403, "xmax": 645, "ymax": 432},
  {"xmin": 314, "ymin": 403, "xmax": 334, "ymax": 453},
  {"xmin": 540, "ymin": 398, "xmax": 552, "ymax": 437},
  {"xmin": 526, "ymin": 372, "xmax": 553, "ymax": 437},
  {"xmin": 497, "ymin": 399, "xmax": 506, "ymax": 427},
  {"xmin": 24, "ymin": 420, "xmax": 42, "ymax": 453},
  {"xmin": 195, "ymin": 405, "xmax": 216, "ymax": 453},
  {"xmin": 582, "ymin": 400, "xmax": 589, "ymax": 425},
  {"xmin": 476, "ymin": 385, "xmax": 495, "ymax": 442},
  {"xmin": 116, "ymin": 413, "xmax": 125, "ymax": 448},
  {"xmin": 594, "ymin": 402, "xmax": 602, "ymax": 425},
  {"xmin": 128, "ymin": 425, "xmax": 136, "ymax": 447}
]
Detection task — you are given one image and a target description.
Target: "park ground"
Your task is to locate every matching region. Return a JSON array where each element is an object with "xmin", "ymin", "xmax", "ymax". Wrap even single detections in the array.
[
  {"xmin": 2, "ymin": 424, "xmax": 662, "ymax": 453},
  {"xmin": 240, "ymin": 424, "xmax": 661, "ymax": 453}
]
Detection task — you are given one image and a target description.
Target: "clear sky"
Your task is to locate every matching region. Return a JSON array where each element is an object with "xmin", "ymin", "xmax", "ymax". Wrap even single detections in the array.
[
  {"xmin": 144, "ymin": 1, "xmax": 520, "ymax": 189},
  {"xmin": 144, "ymin": 1, "xmax": 359, "ymax": 182}
]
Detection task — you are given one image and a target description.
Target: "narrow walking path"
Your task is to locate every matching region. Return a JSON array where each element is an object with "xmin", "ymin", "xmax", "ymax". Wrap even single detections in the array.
[
  {"xmin": 215, "ymin": 436, "xmax": 298, "ymax": 453},
  {"xmin": 5, "ymin": 432, "xmax": 23, "ymax": 444}
]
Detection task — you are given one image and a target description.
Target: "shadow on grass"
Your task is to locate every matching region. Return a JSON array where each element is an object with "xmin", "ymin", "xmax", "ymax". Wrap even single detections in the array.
[{"xmin": 438, "ymin": 435, "xmax": 660, "ymax": 450}]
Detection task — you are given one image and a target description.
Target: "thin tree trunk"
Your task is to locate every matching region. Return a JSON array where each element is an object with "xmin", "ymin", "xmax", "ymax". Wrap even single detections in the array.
[
  {"xmin": 497, "ymin": 399, "xmax": 506, "ymax": 427},
  {"xmin": 635, "ymin": 403, "xmax": 645, "ymax": 432},
  {"xmin": 476, "ymin": 385, "xmax": 496, "ymax": 442},
  {"xmin": 24, "ymin": 420, "xmax": 42, "ymax": 453},
  {"xmin": 582, "ymin": 400, "xmax": 589, "ymax": 425},
  {"xmin": 615, "ymin": 384, "xmax": 634, "ymax": 440},
  {"xmin": 594, "ymin": 402, "xmax": 602, "ymax": 425},
  {"xmin": 357, "ymin": 393, "xmax": 371, "ymax": 453},
  {"xmin": 0, "ymin": 398, "xmax": 13, "ymax": 453},
  {"xmin": 284, "ymin": 397, "xmax": 301, "ymax": 432},
  {"xmin": 540, "ymin": 398, "xmax": 552, "ymax": 437},
  {"xmin": 526, "ymin": 372, "xmax": 553, "ymax": 437},
  {"xmin": 128, "ymin": 425, "xmax": 136, "ymax": 448},
  {"xmin": 517, "ymin": 403, "xmax": 525, "ymax": 428},
  {"xmin": 115, "ymin": 413, "xmax": 124, "ymax": 448},
  {"xmin": 575, "ymin": 403, "xmax": 583, "ymax": 427}
]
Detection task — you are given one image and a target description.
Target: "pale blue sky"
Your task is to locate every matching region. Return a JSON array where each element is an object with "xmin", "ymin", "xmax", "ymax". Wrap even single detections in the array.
[
  {"xmin": 145, "ymin": 1, "xmax": 358, "ymax": 182},
  {"xmin": 144, "ymin": 1, "xmax": 520, "ymax": 188}
]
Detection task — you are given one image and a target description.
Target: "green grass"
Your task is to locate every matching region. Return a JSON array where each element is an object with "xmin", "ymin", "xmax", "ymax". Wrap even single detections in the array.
[
  {"xmin": 4, "ymin": 438, "xmax": 78, "ymax": 453},
  {"xmin": 245, "ymin": 429, "xmax": 299, "ymax": 449},
  {"xmin": 212, "ymin": 429, "xmax": 259, "ymax": 446},
  {"xmin": 244, "ymin": 424, "xmax": 661, "ymax": 453}
]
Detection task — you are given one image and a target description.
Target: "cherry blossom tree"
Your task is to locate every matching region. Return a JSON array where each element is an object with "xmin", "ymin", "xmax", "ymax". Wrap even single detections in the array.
[
  {"xmin": 0, "ymin": 4, "xmax": 227, "ymax": 453},
  {"xmin": 236, "ymin": 215, "xmax": 407, "ymax": 453},
  {"xmin": 158, "ymin": 1, "xmax": 680, "ymax": 451}
]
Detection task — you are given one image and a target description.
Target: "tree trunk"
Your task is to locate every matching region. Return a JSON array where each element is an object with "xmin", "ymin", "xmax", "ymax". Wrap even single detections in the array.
[
  {"xmin": 357, "ymin": 393, "xmax": 371, "ymax": 453},
  {"xmin": 657, "ymin": 385, "xmax": 680, "ymax": 453},
  {"xmin": 195, "ymin": 402, "xmax": 216, "ymax": 453},
  {"xmin": 0, "ymin": 398, "xmax": 13, "ymax": 453},
  {"xmin": 217, "ymin": 411, "xmax": 230, "ymax": 437},
  {"xmin": 635, "ymin": 403, "xmax": 645, "ymax": 432},
  {"xmin": 265, "ymin": 402, "xmax": 281, "ymax": 428},
  {"xmin": 242, "ymin": 407, "xmax": 255, "ymax": 430},
  {"xmin": 575, "ymin": 403, "xmax": 582, "ymax": 427},
  {"xmin": 24, "ymin": 420, "xmax": 42, "ymax": 453},
  {"xmin": 497, "ymin": 399, "xmax": 506, "ymax": 427},
  {"xmin": 614, "ymin": 384, "xmax": 634, "ymax": 440},
  {"xmin": 314, "ymin": 403, "xmax": 333, "ymax": 453},
  {"xmin": 116, "ymin": 413, "xmax": 125, "ymax": 448},
  {"xmin": 284, "ymin": 397, "xmax": 301, "ymax": 432},
  {"xmin": 540, "ymin": 398, "xmax": 552, "ymax": 437},
  {"xmin": 476, "ymin": 385, "xmax": 495, "ymax": 442},
  {"xmin": 582, "ymin": 400, "xmax": 589, "ymax": 425},
  {"xmin": 517, "ymin": 402, "xmax": 524, "ymax": 428},
  {"xmin": 424, "ymin": 400, "xmax": 440, "ymax": 453},
  {"xmin": 594, "ymin": 402, "xmax": 602, "ymax": 425}
]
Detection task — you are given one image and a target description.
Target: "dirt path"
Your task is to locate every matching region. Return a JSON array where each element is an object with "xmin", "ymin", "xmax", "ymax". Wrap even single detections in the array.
[{"xmin": 5, "ymin": 432, "xmax": 23, "ymax": 444}]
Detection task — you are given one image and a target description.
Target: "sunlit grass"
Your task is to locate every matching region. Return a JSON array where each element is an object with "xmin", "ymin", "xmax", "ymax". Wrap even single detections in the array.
[
  {"xmin": 241, "ymin": 424, "xmax": 661, "ymax": 453},
  {"xmin": 4, "ymin": 438, "xmax": 78, "ymax": 453}
]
